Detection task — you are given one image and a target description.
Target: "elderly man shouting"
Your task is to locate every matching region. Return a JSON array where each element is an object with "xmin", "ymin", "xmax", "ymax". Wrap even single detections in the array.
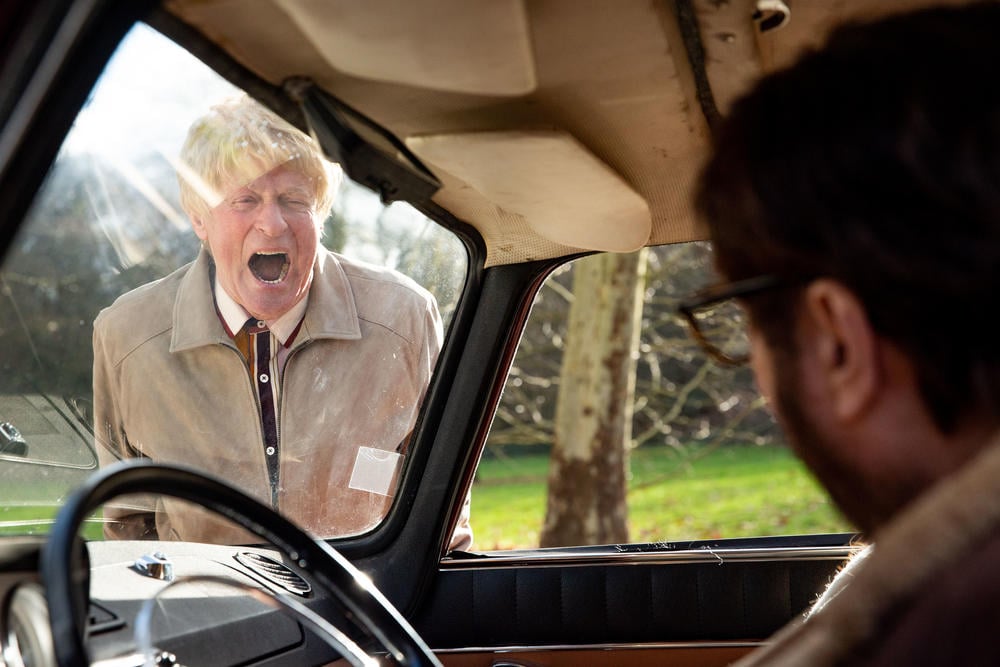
[{"xmin": 94, "ymin": 95, "xmax": 470, "ymax": 549}]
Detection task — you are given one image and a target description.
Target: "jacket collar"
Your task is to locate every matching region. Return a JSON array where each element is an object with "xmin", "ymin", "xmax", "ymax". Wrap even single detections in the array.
[{"xmin": 170, "ymin": 248, "xmax": 361, "ymax": 353}]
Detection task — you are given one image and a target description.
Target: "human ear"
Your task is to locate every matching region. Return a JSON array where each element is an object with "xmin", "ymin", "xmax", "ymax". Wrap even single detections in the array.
[
  {"xmin": 189, "ymin": 213, "xmax": 209, "ymax": 241},
  {"xmin": 801, "ymin": 279, "xmax": 879, "ymax": 423}
]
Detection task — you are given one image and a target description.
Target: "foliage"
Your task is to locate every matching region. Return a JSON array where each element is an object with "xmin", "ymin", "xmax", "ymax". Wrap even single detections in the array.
[
  {"xmin": 0, "ymin": 153, "xmax": 198, "ymax": 399},
  {"xmin": 489, "ymin": 242, "xmax": 784, "ymax": 456}
]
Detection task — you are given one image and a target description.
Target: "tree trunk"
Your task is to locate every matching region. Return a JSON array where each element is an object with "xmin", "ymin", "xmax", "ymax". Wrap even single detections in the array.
[{"xmin": 539, "ymin": 249, "xmax": 646, "ymax": 547}]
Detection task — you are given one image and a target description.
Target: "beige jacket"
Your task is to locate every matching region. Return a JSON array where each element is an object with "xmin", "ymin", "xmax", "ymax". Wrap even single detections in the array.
[
  {"xmin": 732, "ymin": 430, "xmax": 1000, "ymax": 666},
  {"xmin": 93, "ymin": 248, "xmax": 458, "ymax": 545}
]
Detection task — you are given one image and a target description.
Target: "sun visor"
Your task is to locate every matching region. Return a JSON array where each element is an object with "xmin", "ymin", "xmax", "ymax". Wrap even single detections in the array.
[
  {"xmin": 406, "ymin": 131, "xmax": 651, "ymax": 253},
  {"xmin": 275, "ymin": 0, "xmax": 536, "ymax": 96}
]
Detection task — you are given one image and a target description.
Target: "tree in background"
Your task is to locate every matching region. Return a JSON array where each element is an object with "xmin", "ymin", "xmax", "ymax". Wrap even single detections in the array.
[
  {"xmin": 540, "ymin": 250, "xmax": 646, "ymax": 547},
  {"xmin": 490, "ymin": 241, "xmax": 780, "ymax": 548}
]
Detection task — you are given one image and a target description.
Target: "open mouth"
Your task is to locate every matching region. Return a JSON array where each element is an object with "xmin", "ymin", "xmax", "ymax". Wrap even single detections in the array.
[{"xmin": 248, "ymin": 252, "xmax": 290, "ymax": 283}]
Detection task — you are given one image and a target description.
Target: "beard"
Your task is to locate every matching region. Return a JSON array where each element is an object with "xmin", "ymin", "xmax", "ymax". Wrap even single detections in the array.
[{"xmin": 770, "ymin": 350, "xmax": 882, "ymax": 535}]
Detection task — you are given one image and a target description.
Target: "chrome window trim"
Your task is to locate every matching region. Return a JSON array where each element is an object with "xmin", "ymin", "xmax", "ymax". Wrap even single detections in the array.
[
  {"xmin": 433, "ymin": 640, "xmax": 764, "ymax": 653},
  {"xmin": 440, "ymin": 545, "xmax": 858, "ymax": 570}
]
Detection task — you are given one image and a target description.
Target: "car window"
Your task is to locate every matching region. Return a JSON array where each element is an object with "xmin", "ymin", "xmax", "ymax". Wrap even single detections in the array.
[
  {"xmin": 470, "ymin": 242, "xmax": 853, "ymax": 550},
  {"xmin": 0, "ymin": 23, "xmax": 466, "ymax": 540}
]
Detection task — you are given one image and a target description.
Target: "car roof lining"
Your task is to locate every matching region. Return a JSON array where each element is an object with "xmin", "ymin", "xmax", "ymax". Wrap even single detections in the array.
[{"xmin": 163, "ymin": 0, "xmax": 975, "ymax": 266}]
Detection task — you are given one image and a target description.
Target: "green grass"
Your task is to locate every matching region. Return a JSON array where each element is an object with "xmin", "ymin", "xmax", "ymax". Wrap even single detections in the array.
[
  {"xmin": 470, "ymin": 444, "xmax": 853, "ymax": 550},
  {"xmin": 0, "ymin": 505, "xmax": 105, "ymax": 541},
  {"xmin": 0, "ymin": 445, "xmax": 851, "ymax": 549}
]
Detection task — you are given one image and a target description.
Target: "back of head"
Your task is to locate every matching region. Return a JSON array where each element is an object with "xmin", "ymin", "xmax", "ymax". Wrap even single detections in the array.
[
  {"xmin": 697, "ymin": 3, "xmax": 1000, "ymax": 432},
  {"xmin": 177, "ymin": 94, "xmax": 339, "ymax": 223}
]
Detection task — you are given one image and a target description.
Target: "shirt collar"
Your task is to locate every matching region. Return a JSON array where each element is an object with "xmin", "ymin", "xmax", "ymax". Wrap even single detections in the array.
[
  {"xmin": 171, "ymin": 248, "xmax": 360, "ymax": 355},
  {"xmin": 213, "ymin": 278, "xmax": 308, "ymax": 347}
]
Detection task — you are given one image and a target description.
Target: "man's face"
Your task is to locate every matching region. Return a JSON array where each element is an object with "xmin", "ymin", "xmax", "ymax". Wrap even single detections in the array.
[{"xmin": 192, "ymin": 163, "xmax": 320, "ymax": 321}]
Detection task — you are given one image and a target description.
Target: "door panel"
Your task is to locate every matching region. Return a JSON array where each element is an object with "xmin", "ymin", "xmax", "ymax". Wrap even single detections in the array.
[{"xmin": 414, "ymin": 544, "xmax": 851, "ymax": 650}]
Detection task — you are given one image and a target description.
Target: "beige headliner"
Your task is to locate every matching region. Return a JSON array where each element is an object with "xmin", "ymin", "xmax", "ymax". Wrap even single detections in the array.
[{"xmin": 165, "ymin": 0, "xmax": 971, "ymax": 266}]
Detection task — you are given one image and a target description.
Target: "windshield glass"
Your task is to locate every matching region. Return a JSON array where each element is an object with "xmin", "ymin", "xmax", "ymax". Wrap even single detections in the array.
[{"xmin": 0, "ymin": 24, "xmax": 467, "ymax": 542}]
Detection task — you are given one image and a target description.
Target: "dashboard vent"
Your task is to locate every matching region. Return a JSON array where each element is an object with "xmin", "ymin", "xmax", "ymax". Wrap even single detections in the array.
[{"xmin": 235, "ymin": 552, "xmax": 312, "ymax": 597}]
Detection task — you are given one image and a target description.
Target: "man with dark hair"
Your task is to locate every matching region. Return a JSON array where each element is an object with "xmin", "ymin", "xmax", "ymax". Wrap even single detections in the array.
[{"xmin": 685, "ymin": 3, "xmax": 1000, "ymax": 664}]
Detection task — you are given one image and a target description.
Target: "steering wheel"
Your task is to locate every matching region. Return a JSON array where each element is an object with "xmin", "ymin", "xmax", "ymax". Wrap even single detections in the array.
[{"xmin": 41, "ymin": 460, "xmax": 442, "ymax": 667}]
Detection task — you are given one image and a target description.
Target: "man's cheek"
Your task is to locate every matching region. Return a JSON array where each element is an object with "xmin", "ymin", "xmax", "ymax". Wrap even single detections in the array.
[{"xmin": 749, "ymin": 338, "xmax": 776, "ymax": 405}]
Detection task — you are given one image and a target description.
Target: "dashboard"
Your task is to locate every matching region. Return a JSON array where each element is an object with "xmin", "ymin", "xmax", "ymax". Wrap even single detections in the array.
[{"xmin": 0, "ymin": 537, "xmax": 348, "ymax": 667}]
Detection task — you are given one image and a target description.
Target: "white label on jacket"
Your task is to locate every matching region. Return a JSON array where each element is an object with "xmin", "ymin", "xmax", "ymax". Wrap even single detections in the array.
[{"xmin": 348, "ymin": 447, "xmax": 402, "ymax": 496}]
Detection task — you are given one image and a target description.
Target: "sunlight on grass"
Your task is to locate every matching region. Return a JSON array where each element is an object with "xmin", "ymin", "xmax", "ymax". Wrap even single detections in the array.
[
  {"xmin": 0, "ymin": 505, "xmax": 105, "ymax": 541},
  {"xmin": 470, "ymin": 445, "xmax": 853, "ymax": 550}
]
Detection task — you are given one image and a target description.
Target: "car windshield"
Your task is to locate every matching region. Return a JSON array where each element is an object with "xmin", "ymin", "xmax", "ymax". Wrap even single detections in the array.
[{"xmin": 0, "ymin": 23, "xmax": 467, "ymax": 541}]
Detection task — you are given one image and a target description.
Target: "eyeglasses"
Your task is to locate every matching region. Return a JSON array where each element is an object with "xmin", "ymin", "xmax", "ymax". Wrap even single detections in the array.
[{"xmin": 677, "ymin": 275, "xmax": 784, "ymax": 366}]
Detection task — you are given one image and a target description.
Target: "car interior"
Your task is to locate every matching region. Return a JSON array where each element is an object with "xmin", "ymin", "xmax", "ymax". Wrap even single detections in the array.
[{"xmin": 0, "ymin": 1, "xmax": 958, "ymax": 666}]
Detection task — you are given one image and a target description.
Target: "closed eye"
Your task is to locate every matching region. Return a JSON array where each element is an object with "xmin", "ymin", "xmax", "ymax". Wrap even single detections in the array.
[
  {"xmin": 281, "ymin": 196, "xmax": 313, "ymax": 212},
  {"xmin": 230, "ymin": 195, "xmax": 258, "ymax": 209}
]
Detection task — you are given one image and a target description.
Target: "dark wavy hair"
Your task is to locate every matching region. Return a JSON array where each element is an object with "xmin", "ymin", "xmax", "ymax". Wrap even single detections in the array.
[{"xmin": 696, "ymin": 3, "xmax": 1000, "ymax": 433}]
